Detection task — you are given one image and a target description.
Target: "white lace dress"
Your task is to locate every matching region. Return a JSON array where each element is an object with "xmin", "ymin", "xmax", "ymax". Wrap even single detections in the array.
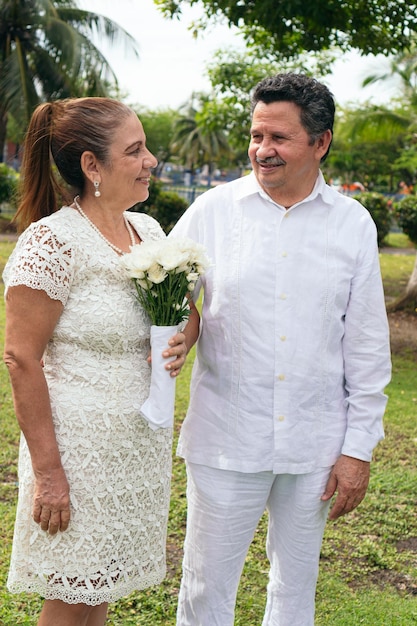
[{"xmin": 3, "ymin": 206, "xmax": 174, "ymax": 605}]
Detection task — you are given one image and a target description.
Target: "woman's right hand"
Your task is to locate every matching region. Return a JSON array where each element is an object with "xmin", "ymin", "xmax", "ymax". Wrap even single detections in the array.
[{"xmin": 32, "ymin": 466, "xmax": 71, "ymax": 534}]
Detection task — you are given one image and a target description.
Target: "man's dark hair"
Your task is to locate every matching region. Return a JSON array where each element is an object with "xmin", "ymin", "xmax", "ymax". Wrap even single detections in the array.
[{"xmin": 251, "ymin": 73, "xmax": 335, "ymax": 162}]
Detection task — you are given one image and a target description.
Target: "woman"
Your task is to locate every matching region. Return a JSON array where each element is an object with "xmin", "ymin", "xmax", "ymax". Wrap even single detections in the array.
[{"xmin": 3, "ymin": 97, "xmax": 198, "ymax": 626}]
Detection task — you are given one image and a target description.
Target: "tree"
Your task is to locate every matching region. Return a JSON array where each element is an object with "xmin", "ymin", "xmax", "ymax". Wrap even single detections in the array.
[
  {"xmin": 155, "ymin": 0, "xmax": 417, "ymax": 59},
  {"xmin": 327, "ymin": 107, "xmax": 407, "ymax": 192},
  {"xmin": 171, "ymin": 94, "xmax": 232, "ymax": 183},
  {"xmin": 0, "ymin": 0, "xmax": 139, "ymax": 160}
]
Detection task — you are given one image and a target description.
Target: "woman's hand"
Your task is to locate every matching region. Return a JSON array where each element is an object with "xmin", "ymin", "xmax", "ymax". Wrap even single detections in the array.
[
  {"xmin": 32, "ymin": 466, "xmax": 71, "ymax": 534},
  {"xmin": 163, "ymin": 331, "xmax": 188, "ymax": 377}
]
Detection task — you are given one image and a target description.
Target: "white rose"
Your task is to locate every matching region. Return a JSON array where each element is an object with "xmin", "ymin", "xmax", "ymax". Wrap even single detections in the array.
[{"xmin": 147, "ymin": 263, "xmax": 167, "ymax": 284}]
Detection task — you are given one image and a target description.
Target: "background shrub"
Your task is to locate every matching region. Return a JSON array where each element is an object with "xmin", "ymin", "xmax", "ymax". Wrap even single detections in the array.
[
  {"xmin": 354, "ymin": 191, "xmax": 392, "ymax": 247},
  {"xmin": 393, "ymin": 195, "xmax": 417, "ymax": 246},
  {"xmin": 130, "ymin": 177, "xmax": 188, "ymax": 233}
]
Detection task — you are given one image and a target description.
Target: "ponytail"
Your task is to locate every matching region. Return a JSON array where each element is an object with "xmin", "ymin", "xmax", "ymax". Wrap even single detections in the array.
[{"xmin": 13, "ymin": 102, "xmax": 66, "ymax": 233}]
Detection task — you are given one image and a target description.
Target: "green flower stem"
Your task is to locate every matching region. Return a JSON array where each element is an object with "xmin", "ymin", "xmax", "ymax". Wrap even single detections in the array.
[{"xmin": 132, "ymin": 270, "xmax": 192, "ymax": 326}]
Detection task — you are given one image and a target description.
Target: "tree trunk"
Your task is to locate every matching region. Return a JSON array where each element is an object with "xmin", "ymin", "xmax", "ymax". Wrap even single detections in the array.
[{"xmin": 387, "ymin": 251, "xmax": 417, "ymax": 312}]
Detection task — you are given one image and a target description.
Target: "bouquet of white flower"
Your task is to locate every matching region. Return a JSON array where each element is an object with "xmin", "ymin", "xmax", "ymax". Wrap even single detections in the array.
[
  {"xmin": 120, "ymin": 237, "xmax": 209, "ymax": 326},
  {"xmin": 120, "ymin": 236, "xmax": 209, "ymax": 431}
]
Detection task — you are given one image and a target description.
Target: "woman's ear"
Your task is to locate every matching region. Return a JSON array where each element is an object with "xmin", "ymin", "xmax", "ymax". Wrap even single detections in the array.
[{"xmin": 80, "ymin": 151, "xmax": 100, "ymax": 183}]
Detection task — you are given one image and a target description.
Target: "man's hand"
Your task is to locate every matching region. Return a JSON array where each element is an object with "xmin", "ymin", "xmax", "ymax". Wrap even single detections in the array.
[{"xmin": 321, "ymin": 454, "xmax": 370, "ymax": 520}]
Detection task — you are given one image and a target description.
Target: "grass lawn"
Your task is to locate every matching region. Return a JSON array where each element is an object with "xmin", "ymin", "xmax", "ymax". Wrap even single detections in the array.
[{"xmin": 0, "ymin": 238, "xmax": 417, "ymax": 625}]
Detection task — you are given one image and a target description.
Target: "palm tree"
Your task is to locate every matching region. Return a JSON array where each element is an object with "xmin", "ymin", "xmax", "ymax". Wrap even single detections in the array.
[
  {"xmin": 171, "ymin": 94, "xmax": 232, "ymax": 185},
  {"xmin": 0, "ymin": 0, "xmax": 139, "ymax": 161}
]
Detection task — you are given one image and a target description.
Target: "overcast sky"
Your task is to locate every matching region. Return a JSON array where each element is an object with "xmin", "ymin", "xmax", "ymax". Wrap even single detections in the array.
[{"xmin": 80, "ymin": 0, "xmax": 399, "ymax": 111}]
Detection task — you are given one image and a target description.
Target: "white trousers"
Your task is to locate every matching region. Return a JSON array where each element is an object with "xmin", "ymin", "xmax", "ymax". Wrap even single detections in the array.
[{"xmin": 176, "ymin": 462, "xmax": 332, "ymax": 626}]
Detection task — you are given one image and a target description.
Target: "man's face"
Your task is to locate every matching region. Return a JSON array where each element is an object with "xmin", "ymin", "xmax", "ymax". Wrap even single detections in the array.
[{"xmin": 248, "ymin": 100, "xmax": 331, "ymax": 206}]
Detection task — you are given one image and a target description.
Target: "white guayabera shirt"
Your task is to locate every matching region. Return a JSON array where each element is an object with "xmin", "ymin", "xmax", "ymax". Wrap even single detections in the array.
[{"xmin": 170, "ymin": 171, "xmax": 392, "ymax": 474}]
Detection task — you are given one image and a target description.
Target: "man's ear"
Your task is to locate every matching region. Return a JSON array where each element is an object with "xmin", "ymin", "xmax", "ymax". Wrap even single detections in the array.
[{"xmin": 317, "ymin": 129, "xmax": 333, "ymax": 158}]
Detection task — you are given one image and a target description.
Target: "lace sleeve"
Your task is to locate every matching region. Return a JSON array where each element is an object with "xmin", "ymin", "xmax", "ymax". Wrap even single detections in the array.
[{"xmin": 3, "ymin": 223, "xmax": 74, "ymax": 305}]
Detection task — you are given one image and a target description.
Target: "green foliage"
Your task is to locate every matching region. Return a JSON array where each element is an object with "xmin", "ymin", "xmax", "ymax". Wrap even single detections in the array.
[
  {"xmin": 326, "ymin": 138, "xmax": 401, "ymax": 194},
  {"xmin": 130, "ymin": 178, "xmax": 188, "ymax": 234},
  {"xmin": 353, "ymin": 192, "xmax": 393, "ymax": 246},
  {"xmin": 394, "ymin": 195, "xmax": 417, "ymax": 245},
  {"xmin": 0, "ymin": 165, "xmax": 18, "ymax": 207},
  {"xmin": 328, "ymin": 104, "xmax": 410, "ymax": 193},
  {"xmin": 156, "ymin": 0, "xmax": 416, "ymax": 58}
]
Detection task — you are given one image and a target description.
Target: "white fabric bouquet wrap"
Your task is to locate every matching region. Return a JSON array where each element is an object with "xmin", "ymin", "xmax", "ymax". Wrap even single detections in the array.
[
  {"xmin": 140, "ymin": 324, "xmax": 178, "ymax": 430},
  {"xmin": 120, "ymin": 237, "xmax": 209, "ymax": 430}
]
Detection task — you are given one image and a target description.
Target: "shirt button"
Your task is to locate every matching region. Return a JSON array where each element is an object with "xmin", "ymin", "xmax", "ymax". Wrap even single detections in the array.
[
  {"xmin": 284, "ymin": 212, "xmax": 290, "ymax": 218},
  {"xmin": 279, "ymin": 293, "xmax": 287, "ymax": 300},
  {"xmin": 280, "ymin": 335, "xmax": 286, "ymax": 341},
  {"xmin": 277, "ymin": 415, "xmax": 285, "ymax": 422},
  {"xmin": 281, "ymin": 251, "xmax": 288, "ymax": 257},
  {"xmin": 277, "ymin": 374, "xmax": 285, "ymax": 381}
]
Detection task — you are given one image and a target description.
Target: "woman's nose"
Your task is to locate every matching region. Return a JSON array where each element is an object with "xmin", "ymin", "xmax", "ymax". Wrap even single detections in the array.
[{"xmin": 146, "ymin": 150, "xmax": 158, "ymax": 169}]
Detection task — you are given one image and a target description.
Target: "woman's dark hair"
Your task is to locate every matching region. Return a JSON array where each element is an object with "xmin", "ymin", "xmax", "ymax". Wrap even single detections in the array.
[
  {"xmin": 14, "ymin": 97, "xmax": 133, "ymax": 232},
  {"xmin": 251, "ymin": 73, "xmax": 335, "ymax": 162}
]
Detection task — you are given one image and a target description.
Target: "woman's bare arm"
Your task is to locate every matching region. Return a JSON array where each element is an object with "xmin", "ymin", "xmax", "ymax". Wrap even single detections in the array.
[{"xmin": 3, "ymin": 285, "xmax": 70, "ymax": 534}]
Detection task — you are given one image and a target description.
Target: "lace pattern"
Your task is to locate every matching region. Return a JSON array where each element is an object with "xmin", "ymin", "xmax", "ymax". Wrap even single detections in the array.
[
  {"xmin": 4, "ymin": 207, "xmax": 174, "ymax": 604},
  {"xmin": 3, "ymin": 223, "xmax": 74, "ymax": 303}
]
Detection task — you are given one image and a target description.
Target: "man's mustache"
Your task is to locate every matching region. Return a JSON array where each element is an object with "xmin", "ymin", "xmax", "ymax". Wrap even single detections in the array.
[{"xmin": 255, "ymin": 157, "xmax": 286, "ymax": 166}]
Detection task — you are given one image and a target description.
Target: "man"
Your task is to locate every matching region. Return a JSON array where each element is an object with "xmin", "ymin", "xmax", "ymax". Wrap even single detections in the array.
[{"xmin": 173, "ymin": 72, "xmax": 391, "ymax": 626}]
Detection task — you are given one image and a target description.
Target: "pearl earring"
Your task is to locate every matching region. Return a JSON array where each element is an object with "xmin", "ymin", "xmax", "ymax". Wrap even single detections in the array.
[{"xmin": 94, "ymin": 181, "xmax": 101, "ymax": 198}]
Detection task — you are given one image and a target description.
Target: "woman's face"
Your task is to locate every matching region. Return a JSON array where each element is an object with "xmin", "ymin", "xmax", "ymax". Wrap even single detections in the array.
[{"xmin": 99, "ymin": 113, "xmax": 158, "ymax": 207}]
